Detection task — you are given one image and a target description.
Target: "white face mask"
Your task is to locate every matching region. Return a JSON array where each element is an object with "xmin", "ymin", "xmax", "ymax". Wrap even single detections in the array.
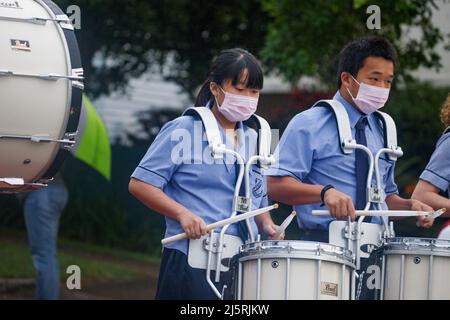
[
  {"xmin": 346, "ymin": 74, "xmax": 390, "ymax": 114},
  {"xmin": 215, "ymin": 86, "xmax": 258, "ymax": 122}
]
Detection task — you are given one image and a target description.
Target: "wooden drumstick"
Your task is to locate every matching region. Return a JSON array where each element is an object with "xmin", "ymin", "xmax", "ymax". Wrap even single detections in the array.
[
  {"xmin": 311, "ymin": 210, "xmax": 439, "ymax": 217},
  {"xmin": 273, "ymin": 211, "xmax": 296, "ymax": 239},
  {"xmin": 416, "ymin": 208, "xmax": 446, "ymax": 226},
  {"xmin": 161, "ymin": 203, "xmax": 279, "ymax": 245}
]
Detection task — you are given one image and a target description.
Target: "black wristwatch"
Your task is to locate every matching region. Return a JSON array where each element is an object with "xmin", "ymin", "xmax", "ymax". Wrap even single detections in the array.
[{"xmin": 320, "ymin": 184, "xmax": 335, "ymax": 204}]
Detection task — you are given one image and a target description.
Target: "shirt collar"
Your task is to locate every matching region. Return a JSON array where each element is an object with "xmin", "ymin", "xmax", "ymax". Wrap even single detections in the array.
[{"xmin": 333, "ymin": 90, "xmax": 371, "ymax": 130}]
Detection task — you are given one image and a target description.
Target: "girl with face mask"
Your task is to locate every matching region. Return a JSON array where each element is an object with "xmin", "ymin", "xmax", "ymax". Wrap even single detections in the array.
[{"xmin": 129, "ymin": 48, "xmax": 280, "ymax": 300}]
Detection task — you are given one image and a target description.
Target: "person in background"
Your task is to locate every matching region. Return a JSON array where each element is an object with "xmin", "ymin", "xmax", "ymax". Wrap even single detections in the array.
[
  {"xmin": 17, "ymin": 173, "xmax": 68, "ymax": 300},
  {"xmin": 412, "ymin": 94, "xmax": 450, "ymax": 216}
]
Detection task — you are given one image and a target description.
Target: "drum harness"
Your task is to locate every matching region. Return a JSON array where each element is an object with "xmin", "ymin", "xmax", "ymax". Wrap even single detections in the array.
[{"xmin": 181, "ymin": 106, "xmax": 275, "ymax": 299}]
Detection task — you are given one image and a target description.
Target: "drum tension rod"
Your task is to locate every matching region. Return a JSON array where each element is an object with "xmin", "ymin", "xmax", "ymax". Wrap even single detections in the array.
[
  {"xmin": 0, "ymin": 15, "xmax": 70, "ymax": 25},
  {"xmin": 0, "ymin": 69, "xmax": 84, "ymax": 81},
  {"xmin": 0, "ymin": 133, "xmax": 77, "ymax": 145}
]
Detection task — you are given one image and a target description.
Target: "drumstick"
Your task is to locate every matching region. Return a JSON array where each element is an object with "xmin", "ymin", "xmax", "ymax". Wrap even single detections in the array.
[
  {"xmin": 312, "ymin": 210, "xmax": 436, "ymax": 217},
  {"xmin": 161, "ymin": 203, "xmax": 279, "ymax": 245},
  {"xmin": 416, "ymin": 208, "xmax": 447, "ymax": 227},
  {"xmin": 273, "ymin": 211, "xmax": 296, "ymax": 239}
]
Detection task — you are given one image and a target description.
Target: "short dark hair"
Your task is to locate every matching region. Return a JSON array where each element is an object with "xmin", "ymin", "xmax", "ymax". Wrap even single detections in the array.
[
  {"xmin": 195, "ymin": 48, "xmax": 263, "ymax": 107},
  {"xmin": 337, "ymin": 36, "xmax": 397, "ymax": 87}
]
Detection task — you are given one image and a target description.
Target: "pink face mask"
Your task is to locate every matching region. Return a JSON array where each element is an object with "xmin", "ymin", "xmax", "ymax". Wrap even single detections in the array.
[
  {"xmin": 215, "ymin": 86, "xmax": 258, "ymax": 122},
  {"xmin": 346, "ymin": 75, "xmax": 390, "ymax": 114}
]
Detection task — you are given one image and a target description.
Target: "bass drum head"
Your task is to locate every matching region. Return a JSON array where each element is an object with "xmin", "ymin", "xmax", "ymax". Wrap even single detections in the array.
[{"xmin": 0, "ymin": 0, "xmax": 83, "ymax": 192}]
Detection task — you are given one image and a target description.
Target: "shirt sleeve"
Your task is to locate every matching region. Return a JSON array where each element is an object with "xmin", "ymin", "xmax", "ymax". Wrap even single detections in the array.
[
  {"xmin": 260, "ymin": 173, "xmax": 269, "ymax": 208},
  {"xmin": 265, "ymin": 113, "xmax": 315, "ymax": 182},
  {"xmin": 419, "ymin": 134, "xmax": 450, "ymax": 192},
  {"xmin": 384, "ymin": 160, "xmax": 399, "ymax": 196},
  {"xmin": 130, "ymin": 117, "xmax": 191, "ymax": 189}
]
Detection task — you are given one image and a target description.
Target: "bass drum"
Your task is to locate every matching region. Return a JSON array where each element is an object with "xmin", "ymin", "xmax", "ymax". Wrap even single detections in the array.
[{"xmin": 0, "ymin": 0, "xmax": 83, "ymax": 192}]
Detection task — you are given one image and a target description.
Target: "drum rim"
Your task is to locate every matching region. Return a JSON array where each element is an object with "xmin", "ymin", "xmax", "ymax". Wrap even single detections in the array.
[
  {"xmin": 237, "ymin": 253, "xmax": 356, "ymax": 269},
  {"xmin": 36, "ymin": 0, "xmax": 83, "ymax": 182},
  {"xmin": 383, "ymin": 237, "xmax": 450, "ymax": 256},
  {"xmin": 239, "ymin": 240, "xmax": 355, "ymax": 264}
]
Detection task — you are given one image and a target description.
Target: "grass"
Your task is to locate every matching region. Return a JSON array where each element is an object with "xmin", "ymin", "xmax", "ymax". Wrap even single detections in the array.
[{"xmin": 0, "ymin": 228, "xmax": 161, "ymax": 281}]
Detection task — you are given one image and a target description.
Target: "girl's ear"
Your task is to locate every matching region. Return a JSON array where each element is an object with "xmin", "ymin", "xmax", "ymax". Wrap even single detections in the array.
[{"xmin": 210, "ymin": 82, "xmax": 219, "ymax": 99}]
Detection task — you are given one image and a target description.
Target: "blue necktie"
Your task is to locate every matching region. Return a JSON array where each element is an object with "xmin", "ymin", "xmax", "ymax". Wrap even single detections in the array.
[{"xmin": 355, "ymin": 117, "xmax": 369, "ymax": 211}]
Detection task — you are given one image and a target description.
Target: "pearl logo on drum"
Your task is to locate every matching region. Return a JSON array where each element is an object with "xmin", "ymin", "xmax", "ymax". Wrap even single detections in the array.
[
  {"xmin": 10, "ymin": 39, "xmax": 30, "ymax": 51},
  {"xmin": 320, "ymin": 282, "xmax": 338, "ymax": 297},
  {"xmin": 0, "ymin": 1, "xmax": 21, "ymax": 9}
]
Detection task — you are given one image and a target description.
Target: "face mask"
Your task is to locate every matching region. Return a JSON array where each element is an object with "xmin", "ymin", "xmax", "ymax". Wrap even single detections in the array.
[
  {"xmin": 214, "ymin": 86, "xmax": 258, "ymax": 122},
  {"xmin": 346, "ymin": 74, "xmax": 390, "ymax": 114}
]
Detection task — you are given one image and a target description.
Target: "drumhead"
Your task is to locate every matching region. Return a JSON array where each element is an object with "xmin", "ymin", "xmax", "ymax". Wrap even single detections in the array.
[
  {"xmin": 383, "ymin": 237, "xmax": 450, "ymax": 256},
  {"xmin": 0, "ymin": 0, "xmax": 83, "ymax": 191},
  {"xmin": 239, "ymin": 240, "xmax": 355, "ymax": 265}
]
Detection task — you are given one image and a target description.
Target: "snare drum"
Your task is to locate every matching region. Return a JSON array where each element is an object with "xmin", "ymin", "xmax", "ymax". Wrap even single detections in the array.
[
  {"xmin": 381, "ymin": 237, "xmax": 450, "ymax": 300},
  {"xmin": 0, "ymin": 0, "xmax": 83, "ymax": 192},
  {"xmin": 231, "ymin": 240, "xmax": 355, "ymax": 300}
]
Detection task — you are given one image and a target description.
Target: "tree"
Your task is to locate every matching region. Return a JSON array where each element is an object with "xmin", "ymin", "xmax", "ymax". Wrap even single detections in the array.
[
  {"xmin": 55, "ymin": 0, "xmax": 268, "ymax": 99},
  {"xmin": 260, "ymin": 0, "xmax": 449, "ymax": 87}
]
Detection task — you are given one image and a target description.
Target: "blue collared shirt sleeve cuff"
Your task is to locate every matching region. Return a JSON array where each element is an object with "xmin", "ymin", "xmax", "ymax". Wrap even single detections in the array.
[
  {"xmin": 265, "ymin": 167, "xmax": 302, "ymax": 181},
  {"xmin": 420, "ymin": 169, "xmax": 450, "ymax": 193},
  {"xmin": 385, "ymin": 188, "xmax": 399, "ymax": 196},
  {"xmin": 131, "ymin": 166, "xmax": 168, "ymax": 189}
]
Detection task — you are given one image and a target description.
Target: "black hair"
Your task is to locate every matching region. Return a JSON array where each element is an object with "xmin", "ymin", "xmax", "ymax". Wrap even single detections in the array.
[
  {"xmin": 337, "ymin": 36, "xmax": 397, "ymax": 87},
  {"xmin": 195, "ymin": 48, "xmax": 264, "ymax": 107}
]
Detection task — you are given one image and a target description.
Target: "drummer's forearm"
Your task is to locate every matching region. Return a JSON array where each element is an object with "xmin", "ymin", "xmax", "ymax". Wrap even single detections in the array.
[
  {"xmin": 267, "ymin": 176, "xmax": 323, "ymax": 205},
  {"xmin": 412, "ymin": 192, "xmax": 450, "ymax": 216},
  {"xmin": 385, "ymin": 194, "xmax": 414, "ymax": 220},
  {"xmin": 412, "ymin": 181, "xmax": 450, "ymax": 215}
]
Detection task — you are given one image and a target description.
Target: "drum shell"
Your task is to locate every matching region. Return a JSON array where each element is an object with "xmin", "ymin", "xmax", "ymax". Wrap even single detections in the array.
[
  {"xmin": 0, "ymin": 0, "xmax": 82, "ymax": 191},
  {"xmin": 382, "ymin": 238, "xmax": 450, "ymax": 300},
  {"xmin": 233, "ymin": 240, "xmax": 355, "ymax": 300}
]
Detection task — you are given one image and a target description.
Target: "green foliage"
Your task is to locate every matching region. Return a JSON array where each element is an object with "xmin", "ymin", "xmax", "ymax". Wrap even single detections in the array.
[
  {"xmin": 386, "ymin": 82, "xmax": 450, "ymax": 193},
  {"xmin": 261, "ymin": 0, "xmax": 448, "ymax": 87},
  {"xmin": 54, "ymin": 0, "xmax": 268, "ymax": 99}
]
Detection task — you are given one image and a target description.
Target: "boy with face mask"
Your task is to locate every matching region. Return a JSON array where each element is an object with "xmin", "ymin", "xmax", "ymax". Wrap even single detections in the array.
[{"xmin": 266, "ymin": 36, "xmax": 434, "ymax": 243}]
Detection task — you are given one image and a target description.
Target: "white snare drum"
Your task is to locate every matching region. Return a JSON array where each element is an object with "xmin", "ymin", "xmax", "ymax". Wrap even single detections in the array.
[
  {"xmin": 0, "ymin": 0, "xmax": 83, "ymax": 192},
  {"xmin": 233, "ymin": 240, "xmax": 355, "ymax": 300},
  {"xmin": 381, "ymin": 238, "xmax": 450, "ymax": 300}
]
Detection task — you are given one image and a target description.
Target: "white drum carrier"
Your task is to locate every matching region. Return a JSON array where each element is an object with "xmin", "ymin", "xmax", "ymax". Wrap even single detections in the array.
[
  {"xmin": 182, "ymin": 106, "xmax": 275, "ymax": 299},
  {"xmin": 0, "ymin": 0, "xmax": 83, "ymax": 192}
]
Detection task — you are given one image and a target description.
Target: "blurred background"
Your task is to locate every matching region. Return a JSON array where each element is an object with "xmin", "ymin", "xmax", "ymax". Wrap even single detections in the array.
[{"xmin": 1, "ymin": 0, "xmax": 449, "ymax": 299}]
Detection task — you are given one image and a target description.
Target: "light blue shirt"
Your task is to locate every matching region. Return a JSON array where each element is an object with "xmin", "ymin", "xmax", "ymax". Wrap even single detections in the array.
[
  {"xmin": 419, "ymin": 129, "xmax": 450, "ymax": 197},
  {"xmin": 266, "ymin": 91, "xmax": 399, "ymax": 231},
  {"xmin": 131, "ymin": 110, "xmax": 267, "ymax": 254}
]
